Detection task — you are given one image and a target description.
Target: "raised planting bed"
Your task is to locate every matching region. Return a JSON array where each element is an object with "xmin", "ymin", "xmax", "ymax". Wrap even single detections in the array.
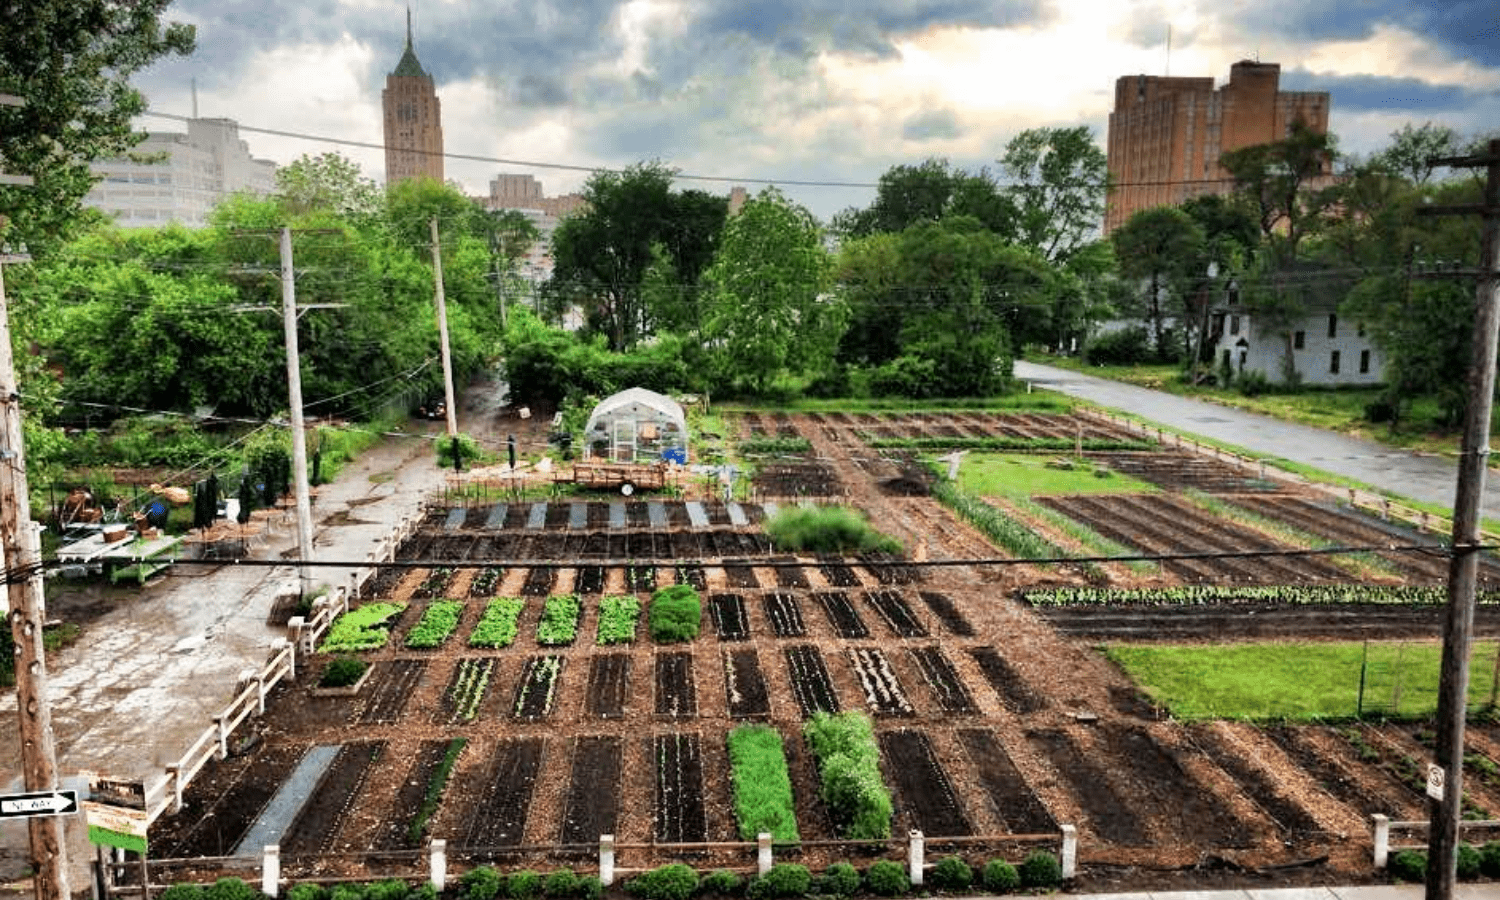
[
  {"xmin": 908, "ymin": 646, "xmax": 977, "ymax": 715},
  {"xmin": 1186, "ymin": 724, "xmax": 1324, "ymax": 838},
  {"xmin": 436, "ymin": 658, "xmax": 496, "ymax": 724},
  {"xmin": 522, "ymin": 564, "xmax": 557, "ymax": 596},
  {"xmin": 878, "ymin": 730, "xmax": 970, "ymax": 837},
  {"xmin": 468, "ymin": 566, "xmax": 505, "ymax": 597},
  {"xmin": 814, "ymin": 592, "xmax": 868, "ymax": 639},
  {"xmin": 654, "ymin": 732, "xmax": 708, "ymax": 842},
  {"xmin": 596, "ymin": 595, "xmax": 640, "ymax": 645},
  {"xmin": 770, "ymin": 557, "xmax": 811, "ymax": 588},
  {"xmin": 817, "ymin": 558, "xmax": 863, "ymax": 588},
  {"xmin": 723, "ymin": 649, "xmax": 771, "ymax": 719},
  {"xmin": 512, "ymin": 655, "xmax": 565, "ymax": 720},
  {"xmin": 560, "ymin": 736, "xmax": 622, "ymax": 844},
  {"xmin": 784, "ymin": 645, "xmax": 840, "ymax": 717},
  {"xmin": 848, "ymin": 647, "xmax": 913, "ymax": 716},
  {"xmin": 762, "ymin": 592, "xmax": 807, "ymax": 637},
  {"xmin": 585, "ymin": 653, "xmax": 630, "ymax": 719},
  {"xmin": 319, "ymin": 602, "xmax": 407, "ymax": 653},
  {"xmin": 350, "ymin": 659, "xmax": 425, "ymax": 724},
  {"xmin": 537, "ymin": 594, "xmax": 583, "ymax": 646},
  {"xmin": 379, "ymin": 737, "xmax": 466, "ymax": 848},
  {"xmin": 956, "ymin": 729, "xmax": 1057, "ymax": 835},
  {"xmin": 628, "ymin": 564, "xmax": 659, "ymax": 592},
  {"xmin": 655, "ymin": 651, "xmax": 698, "ymax": 718},
  {"xmin": 724, "ymin": 559, "xmax": 761, "ymax": 589},
  {"xmin": 1097, "ymin": 725, "xmax": 1256, "ymax": 848},
  {"xmin": 458, "ymin": 737, "xmax": 545, "ymax": 849},
  {"xmin": 151, "ymin": 743, "xmax": 305, "ymax": 857},
  {"xmin": 574, "ymin": 565, "xmax": 608, "ymax": 595},
  {"xmin": 405, "ymin": 600, "xmax": 465, "ymax": 649},
  {"xmin": 1027, "ymin": 729, "xmax": 1148, "ymax": 846},
  {"xmin": 967, "ymin": 648, "xmax": 1047, "ymax": 715},
  {"xmin": 469, "ymin": 597, "xmax": 525, "ymax": 648},
  {"xmin": 710, "ymin": 593, "xmax": 750, "ymax": 641},
  {"xmin": 727, "ymin": 724, "xmax": 799, "ymax": 840},
  {"xmin": 650, "ymin": 584, "xmax": 702, "ymax": 643},
  {"xmin": 803, "ymin": 711, "xmax": 892, "ymax": 839},
  {"xmin": 863, "ymin": 589, "xmax": 928, "ymax": 638},
  {"xmin": 916, "ymin": 591, "xmax": 974, "ymax": 636},
  {"xmin": 280, "ymin": 741, "xmax": 385, "ymax": 855}
]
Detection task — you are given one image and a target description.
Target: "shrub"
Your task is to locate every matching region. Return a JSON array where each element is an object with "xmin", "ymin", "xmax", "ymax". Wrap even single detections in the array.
[
  {"xmin": 160, "ymin": 886, "xmax": 205, "ymax": 900},
  {"xmin": 1458, "ymin": 844, "xmax": 1482, "ymax": 881},
  {"xmin": 1019, "ymin": 851, "xmax": 1061, "ymax": 889},
  {"xmin": 626, "ymin": 863, "xmax": 699, "ymax": 900},
  {"xmin": 648, "ymin": 584, "xmax": 701, "ymax": 643},
  {"xmin": 980, "ymin": 860, "xmax": 1020, "ymax": 893},
  {"xmin": 699, "ymin": 870, "xmax": 743, "ymax": 896},
  {"xmin": 748, "ymin": 864, "xmax": 809, "ymax": 899},
  {"xmin": 462, "ymin": 867, "xmax": 503, "ymax": 900},
  {"xmin": 864, "ymin": 861, "xmax": 908, "ymax": 897},
  {"xmin": 819, "ymin": 863, "xmax": 860, "ymax": 897},
  {"xmin": 1390, "ymin": 850, "xmax": 1426, "ymax": 883},
  {"xmin": 507, "ymin": 871, "xmax": 542, "ymax": 900},
  {"xmin": 286, "ymin": 885, "xmax": 327, "ymax": 900},
  {"xmin": 1236, "ymin": 370, "xmax": 1272, "ymax": 397},
  {"xmin": 930, "ymin": 856, "xmax": 972, "ymax": 891},
  {"xmin": 437, "ymin": 432, "xmax": 488, "ymax": 468},
  {"xmin": 330, "ymin": 886, "xmax": 365, "ymax": 900},
  {"xmin": 410, "ymin": 887, "xmax": 436, "ymax": 900},
  {"xmin": 727, "ymin": 725, "xmax": 799, "ymax": 841},
  {"xmin": 1083, "ymin": 326, "xmax": 1153, "ymax": 366},
  {"xmin": 542, "ymin": 871, "xmax": 579, "ymax": 898},
  {"xmin": 763, "ymin": 506, "xmax": 902, "ymax": 555},
  {"xmin": 576, "ymin": 876, "xmax": 603, "ymax": 900},
  {"xmin": 802, "ymin": 712, "xmax": 892, "ymax": 839},
  {"xmin": 366, "ymin": 880, "xmax": 409, "ymax": 900},
  {"xmin": 205, "ymin": 878, "xmax": 261, "ymax": 900},
  {"xmin": 1480, "ymin": 840, "xmax": 1500, "ymax": 877}
]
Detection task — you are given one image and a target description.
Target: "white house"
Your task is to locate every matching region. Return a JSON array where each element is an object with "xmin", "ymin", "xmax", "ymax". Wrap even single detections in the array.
[{"xmin": 1211, "ymin": 301, "xmax": 1385, "ymax": 387}]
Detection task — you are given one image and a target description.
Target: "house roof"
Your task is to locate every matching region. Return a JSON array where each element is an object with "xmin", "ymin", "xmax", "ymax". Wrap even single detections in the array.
[{"xmin": 391, "ymin": 10, "xmax": 430, "ymax": 79}]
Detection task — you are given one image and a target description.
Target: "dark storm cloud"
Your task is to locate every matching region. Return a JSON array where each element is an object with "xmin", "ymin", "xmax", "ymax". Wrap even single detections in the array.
[
  {"xmin": 902, "ymin": 108, "xmax": 962, "ymax": 140},
  {"xmin": 1281, "ymin": 69, "xmax": 1484, "ymax": 112},
  {"xmin": 1221, "ymin": 0, "xmax": 1500, "ymax": 67}
]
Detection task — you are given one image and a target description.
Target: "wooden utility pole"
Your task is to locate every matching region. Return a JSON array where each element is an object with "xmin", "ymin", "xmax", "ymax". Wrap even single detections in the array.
[
  {"xmin": 278, "ymin": 228, "xmax": 317, "ymax": 596},
  {"xmin": 1424, "ymin": 138, "xmax": 1500, "ymax": 900},
  {"xmin": 430, "ymin": 217, "xmax": 458, "ymax": 438}
]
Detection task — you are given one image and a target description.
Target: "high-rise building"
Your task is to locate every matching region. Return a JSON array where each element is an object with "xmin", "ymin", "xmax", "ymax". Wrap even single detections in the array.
[
  {"xmin": 382, "ymin": 10, "xmax": 444, "ymax": 185},
  {"xmin": 478, "ymin": 174, "xmax": 588, "ymax": 281},
  {"xmin": 1104, "ymin": 60, "xmax": 1330, "ymax": 234},
  {"xmin": 84, "ymin": 117, "xmax": 276, "ymax": 228}
]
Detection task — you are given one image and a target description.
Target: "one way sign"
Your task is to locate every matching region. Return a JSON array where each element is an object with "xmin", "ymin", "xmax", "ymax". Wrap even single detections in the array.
[{"xmin": 0, "ymin": 791, "xmax": 79, "ymax": 820}]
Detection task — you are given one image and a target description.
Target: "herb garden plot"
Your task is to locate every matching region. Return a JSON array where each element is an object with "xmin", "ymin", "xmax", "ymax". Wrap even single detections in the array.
[
  {"xmin": 784, "ymin": 645, "xmax": 840, "ymax": 716},
  {"xmin": 374, "ymin": 740, "xmax": 456, "ymax": 849},
  {"xmin": 863, "ymin": 590, "xmax": 928, "ymax": 637},
  {"xmin": 574, "ymin": 565, "xmax": 607, "ymax": 595},
  {"xmin": 521, "ymin": 565, "xmax": 557, "ymax": 597},
  {"xmin": 560, "ymin": 736, "xmax": 623, "ymax": 845},
  {"xmin": 753, "ymin": 462, "xmax": 843, "ymax": 497},
  {"xmin": 512, "ymin": 656, "xmax": 565, "ymax": 720},
  {"xmin": 655, "ymin": 652, "xmax": 698, "ymax": 718},
  {"xmin": 460, "ymin": 738, "xmax": 545, "ymax": 849},
  {"xmin": 351, "ymin": 660, "xmax": 426, "ymax": 724},
  {"xmin": 280, "ymin": 741, "xmax": 384, "ymax": 855},
  {"xmin": 848, "ymin": 648, "xmax": 913, "ymax": 716},
  {"xmin": 916, "ymin": 591, "xmax": 974, "ymax": 636},
  {"xmin": 956, "ymin": 730, "xmax": 1056, "ymax": 834},
  {"xmin": 710, "ymin": 594, "xmax": 750, "ymax": 641},
  {"xmin": 723, "ymin": 650, "xmax": 771, "ymax": 719},
  {"xmin": 968, "ymin": 648, "xmax": 1047, "ymax": 714},
  {"xmin": 412, "ymin": 567, "xmax": 456, "ymax": 599},
  {"xmin": 770, "ymin": 557, "xmax": 811, "ymax": 588},
  {"xmin": 1089, "ymin": 451, "xmax": 1283, "ymax": 494},
  {"xmin": 814, "ymin": 592, "xmax": 869, "ymax": 638},
  {"xmin": 676, "ymin": 565, "xmax": 708, "ymax": 591},
  {"xmin": 436, "ymin": 658, "xmax": 496, "ymax": 724},
  {"xmin": 723, "ymin": 559, "xmax": 761, "ymax": 589},
  {"xmin": 908, "ymin": 647, "xmax": 977, "ymax": 715},
  {"xmin": 627, "ymin": 565, "xmax": 658, "ymax": 592},
  {"xmin": 653, "ymin": 732, "xmax": 708, "ymax": 842},
  {"xmin": 1099, "ymin": 726, "xmax": 1255, "ymax": 848},
  {"xmin": 878, "ymin": 730, "xmax": 970, "ymax": 836},
  {"xmin": 467, "ymin": 567, "xmax": 505, "ymax": 598},
  {"xmin": 586, "ymin": 654, "xmax": 630, "ymax": 719},
  {"xmin": 1028, "ymin": 729, "xmax": 1149, "ymax": 846},
  {"xmin": 762, "ymin": 592, "xmax": 807, "ymax": 637},
  {"xmin": 1185, "ymin": 725, "xmax": 1324, "ymax": 837}
]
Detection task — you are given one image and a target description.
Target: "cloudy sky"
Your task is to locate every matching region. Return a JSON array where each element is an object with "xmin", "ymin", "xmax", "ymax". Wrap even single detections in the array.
[{"xmin": 133, "ymin": 0, "xmax": 1500, "ymax": 220}]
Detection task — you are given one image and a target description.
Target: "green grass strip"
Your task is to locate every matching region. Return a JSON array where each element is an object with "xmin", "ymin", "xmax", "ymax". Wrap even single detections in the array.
[
  {"xmin": 318, "ymin": 602, "xmax": 406, "ymax": 653},
  {"xmin": 868, "ymin": 436, "xmax": 1153, "ymax": 452},
  {"xmin": 929, "ymin": 475, "xmax": 1062, "ymax": 564},
  {"xmin": 737, "ymin": 436, "xmax": 812, "ymax": 455},
  {"xmin": 1183, "ymin": 490, "xmax": 1403, "ymax": 581},
  {"xmin": 469, "ymin": 597, "xmax": 525, "ymax": 648},
  {"xmin": 405, "ymin": 600, "xmax": 465, "ymax": 649},
  {"xmin": 727, "ymin": 725, "xmax": 800, "ymax": 841}
]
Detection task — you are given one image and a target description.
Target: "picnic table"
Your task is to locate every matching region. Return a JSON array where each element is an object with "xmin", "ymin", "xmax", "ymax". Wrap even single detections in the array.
[{"xmin": 56, "ymin": 531, "xmax": 184, "ymax": 585}]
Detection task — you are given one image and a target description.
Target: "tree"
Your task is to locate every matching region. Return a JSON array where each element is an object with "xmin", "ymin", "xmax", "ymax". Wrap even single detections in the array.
[
  {"xmin": 1109, "ymin": 207, "xmax": 1206, "ymax": 359},
  {"xmin": 1221, "ymin": 120, "xmax": 1337, "ymax": 262},
  {"xmin": 0, "ymin": 0, "xmax": 195, "ymax": 252},
  {"xmin": 1000, "ymin": 126, "xmax": 1109, "ymax": 264},
  {"xmin": 702, "ymin": 188, "xmax": 841, "ymax": 393},
  {"xmin": 1373, "ymin": 123, "xmax": 1460, "ymax": 185},
  {"xmin": 832, "ymin": 158, "xmax": 1014, "ymax": 239}
]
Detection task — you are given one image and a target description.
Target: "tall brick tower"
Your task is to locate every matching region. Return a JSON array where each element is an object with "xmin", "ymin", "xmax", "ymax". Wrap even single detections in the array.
[{"xmin": 382, "ymin": 8, "xmax": 444, "ymax": 185}]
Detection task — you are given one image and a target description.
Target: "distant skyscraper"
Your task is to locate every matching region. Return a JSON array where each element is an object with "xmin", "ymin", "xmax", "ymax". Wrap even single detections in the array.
[
  {"xmin": 1104, "ymin": 60, "xmax": 1330, "ymax": 234},
  {"xmin": 382, "ymin": 9, "xmax": 444, "ymax": 185}
]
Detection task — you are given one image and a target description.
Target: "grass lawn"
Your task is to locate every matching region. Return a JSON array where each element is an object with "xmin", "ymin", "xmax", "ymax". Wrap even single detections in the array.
[
  {"xmin": 1107, "ymin": 640, "xmax": 1500, "ymax": 721},
  {"xmin": 954, "ymin": 453, "xmax": 1155, "ymax": 500}
]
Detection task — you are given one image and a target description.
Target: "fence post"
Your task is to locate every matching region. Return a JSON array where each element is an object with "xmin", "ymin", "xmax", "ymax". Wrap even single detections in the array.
[
  {"xmin": 907, "ymin": 830, "xmax": 924, "ymax": 887},
  {"xmin": 1372, "ymin": 815, "xmax": 1390, "ymax": 868},
  {"xmin": 261, "ymin": 846, "xmax": 279, "ymax": 898},
  {"xmin": 757, "ymin": 833, "xmax": 773, "ymax": 875},
  {"xmin": 599, "ymin": 835, "xmax": 615, "ymax": 887},
  {"xmin": 430, "ymin": 839, "xmax": 447, "ymax": 892},
  {"xmin": 214, "ymin": 715, "xmax": 228, "ymax": 760},
  {"xmin": 166, "ymin": 766, "xmax": 183, "ymax": 815},
  {"xmin": 1060, "ymin": 825, "xmax": 1077, "ymax": 879},
  {"xmin": 1382, "ymin": 498, "xmax": 1391, "ymax": 521}
]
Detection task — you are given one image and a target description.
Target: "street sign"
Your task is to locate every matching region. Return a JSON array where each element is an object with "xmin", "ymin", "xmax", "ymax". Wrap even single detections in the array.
[
  {"xmin": 0, "ymin": 790, "xmax": 78, "ymax": 820},
  {"xmin": 82, "ymin": 801, "xmax": 148, "ymax": 854}
]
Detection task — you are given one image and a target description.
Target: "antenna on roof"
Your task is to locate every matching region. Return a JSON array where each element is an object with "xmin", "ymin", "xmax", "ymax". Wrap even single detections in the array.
[
  {"xmin": 1165, "ymin": 24, "xmax": 1171, "ymax": 76},
  {"xmin": 191, "ymin": 77, "xmax": 198, "ymax": 119},
  {"xmin": 405, "ymin": 3, "xmax": 413, "ymax": 49}
]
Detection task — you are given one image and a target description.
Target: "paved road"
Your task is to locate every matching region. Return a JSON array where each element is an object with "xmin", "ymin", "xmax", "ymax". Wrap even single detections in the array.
[{"xmin": 1015, "ymin": 360, "xmax": 1500, "ymax": 521}]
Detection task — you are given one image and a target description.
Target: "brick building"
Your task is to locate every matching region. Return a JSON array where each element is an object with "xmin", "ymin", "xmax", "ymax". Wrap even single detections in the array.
[
  {"xmin": 382, "ymin": 11, "xmax": 444, "ymax": 185},
  {"xmin": 1104, "ymin": 60, "xmax": 1330, "ymax": 234}
]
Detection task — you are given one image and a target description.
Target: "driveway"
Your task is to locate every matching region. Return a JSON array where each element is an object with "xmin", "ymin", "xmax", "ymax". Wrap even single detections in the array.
[{"xmin": 1015, "ymin": 360, "xmax": 1500, "ymax": 520}]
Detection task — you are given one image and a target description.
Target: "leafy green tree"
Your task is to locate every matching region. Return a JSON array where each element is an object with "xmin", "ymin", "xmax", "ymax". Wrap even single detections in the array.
[
  {"xmin": 1109, "ymin": 206, "xmax": 1206, "ymax": 357},
  {"xmin": 0, "ymin": 0, "xmax": 194, "ymax": 252},
  {"xmin": 1373, "ymin": 122, "xmax": 1460, "ymax": 185},
  {"xmin": 832, "ymin": 158, "xmax": 1014, "ymax": 239},
  {"xmin": 1000, "ymin": 126, "xmax": 1109, "ymax": 264},
  {"xmin": 702, "ymin": 188, "xmax": 841, "ymax": 393},
  {"xmin": 275, "ymin": 152, "xmax": 382, "ymax": 219},
  {"xmin": 1221, "ymin": 120, "xmax": 1337, "ymax": 263}
]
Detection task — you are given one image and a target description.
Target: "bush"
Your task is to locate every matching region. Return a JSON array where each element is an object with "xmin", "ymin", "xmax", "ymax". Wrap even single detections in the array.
[
  {"xmin": 1480, "ymin": 840, "xmax": 1500, "ymax": 877},
  {"xmin": 1236, "ymin": 370, "xmax": 1272, "ymax": 397},
  {"xmin": 930, "ymin": 856, "xmax": 972, "ymax": 891},
  {"xmin": 286, "ymin": 885, "xmax": 327, "ymax": 900},
  {"xmin": 763, "ymin": 506, "xmax": 902, "ymax": 556},
  {"xmin": 1458, "ymin": 844, "xmax": 1482, "ymax": 881},
  {"xmin": 626, "ymin": 864, "xmax": 699, "ymax": 900},
  {"xmin": 803, "ymin": 712, "xmax": 892, "ymax": 839},
  {"xmin": 160, "ymin": 886, "xmax": 205, "ymax": 900},
  {"xmin": 576, "ymin": 877, "xmax": 603, "ymax": 900},
  {"xmin": 1083, "ymin": 326, "xmax": 1153, "ymax": 366},
  {"xmin": 648, "ymin": 584, "xmax": 701, "ymax": 643},
  {"xmin": 1019, "ymin": 851, "xmax": 1062, "ymax": 889},
  {"xmin": 981, "ymin": 859, "xmax": 1020, "ymax": 893},
  {"xmin": 462, "ymin": 867, "xmax": 503, "ymax": 900},
  {"xmin": 366, "ymin": 880, "xmax": 409, "ymax": 900},
  {"xmin": 699, "ymin": 870, "xmax": 743, "ymax": 896},
  {"xmin": 864, "ymin": 861, "xmax": 908, "ymax": 897},
  {"xmin": 436, "ymin": 432, "xmax": 488, "ymax": 469},
  {"xmin": 819, "ymin": 863, "xmax": 860, "ymax": 898},
  {"xmin": 330, "ymin": 886, "xmax": 365, "ymax": 900},
  {"xmin": 542, "ymin": 871, "xmax": 579, "ymax": 898},
  {"xmin": 507, "ymin": 871, "xmax": 542, "ymax": 900},
  {"xmin": 1390, "ymin": 850, "xmax": 1426, "ymax": 882},
  {"xmin": 205, "ymin": 878, "xmax": 261, "ymax": 900},
  {"xmin": 748, "ymin": 864, "xmax": 809, "ymax": 899},
  {"xmin": 411, "ymin": 887, "xmax": 437, "ymax": 900}
]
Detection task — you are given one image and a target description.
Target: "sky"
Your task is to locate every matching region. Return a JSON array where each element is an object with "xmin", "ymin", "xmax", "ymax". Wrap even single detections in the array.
[{"xmin": 132, "ymin": 0, "xmax": 1500, "ymax": 221}]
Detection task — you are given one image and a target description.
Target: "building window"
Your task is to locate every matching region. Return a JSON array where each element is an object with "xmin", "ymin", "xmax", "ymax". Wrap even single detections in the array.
[
  {"xmin": 1360, "ymin": 350, "xmax": 1370, "ymax": 374},
  {"xmin": 1357, "ymin": 321, "xmax": 1366, "ymax": 338},
  {"xmin": 1330, "ymin": 351, "xmax": 1341, "ymax": 374},
  {"xmin": 1238, "ymin": 351, "xmax": 1247, "ymax": 370},
  {"xmin": 1327, "ymin": 313, "xmax": 1337, "ymax": 338},
  {"xmin": 1293, "ymin": 331, "xmax": 1305, "ymax": 349},
  {"xmin": 1230, "ymin": 315, "xmax": 1240, "ymax": 336}
]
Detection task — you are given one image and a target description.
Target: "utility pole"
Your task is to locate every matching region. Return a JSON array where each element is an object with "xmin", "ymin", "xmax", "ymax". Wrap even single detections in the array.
[
  {"xmin": 430, "ymin": 217, "xmax": 459, "ymax": 438},
  {"xmin": 278, "ymin": 228, "xmax": 317, "ymax": 596},
  {"xmin": 1422, "ymin": 138, "xmax": 1500, "ymax": 900}
]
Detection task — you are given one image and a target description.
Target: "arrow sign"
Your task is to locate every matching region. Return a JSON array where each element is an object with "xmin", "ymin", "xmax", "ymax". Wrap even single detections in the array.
[{"xmin": 0, "ymin": 790, "xmax": 78, "ymax": 819}]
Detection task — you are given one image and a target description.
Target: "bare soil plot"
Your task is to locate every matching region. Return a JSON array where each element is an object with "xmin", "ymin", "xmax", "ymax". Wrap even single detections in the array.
[
  {"xmin": 968, "ymin": 648, "xmax": 1047, "ymax": 714},
  {"xmin": 351, "ymin": 660, "xmax": 425, "ymax": 724},
  {"xmin": 585, "ymin": 654, "xmax": 630, "ymax": 719},
  {"xmin": 915, "ymin": 590, "xmax": 974, "ymax": 636},
  {"xmin": 956, "ymin": 729, "xmax": 1056, "ymax": 834},
  {"xmin": 862, "ymin": 589, "xmax": 928, "ymax": 637},
  {"xmin": 879, "ymin": 730, "xmax": 970, "ymax": 836},
  {"xmin": 813, "ymin": 591, "xmax": 869, "ymax": 639},
  {"xmin": 784, "ymin": 644, "xmax": 840, "ymax": 717},
  {"xmin": 848, "ymin": 647, "xmax": 914, "ymax": 716},
  {"xmin": 282, "ymin": 741, "xmax": 384, "ymax": 855},
  {"xmin": 560, "ymin": 736, "xmax": 623, "ymax": 845},
  {"xmin": 654, "ymin": 732, "xmax": 708, "ymax": 842},
  {"xmin": 762, "ymin": 592, "xmax": 807, "ymax": 637},
  {"xmin": 710, "ymin": 593, "xmax": 750, "ymax": 641},
  {"xmin": 723, "ymin": 649, "xmax": 771, "ymax": 719},
  {"xmin": 655, "ymin": 651, "xmax": 698, "ymax": 718},
  {"xmin": 459, "ymin": 738, "xmax": 545, "ymax": 850},
  {"xmin": 908, "ymin": 646, "xmax": 977, "ymax": 715},
  {"xmin": 374, "ymin": 740, "xmax": 454, "ymax": 850}
]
